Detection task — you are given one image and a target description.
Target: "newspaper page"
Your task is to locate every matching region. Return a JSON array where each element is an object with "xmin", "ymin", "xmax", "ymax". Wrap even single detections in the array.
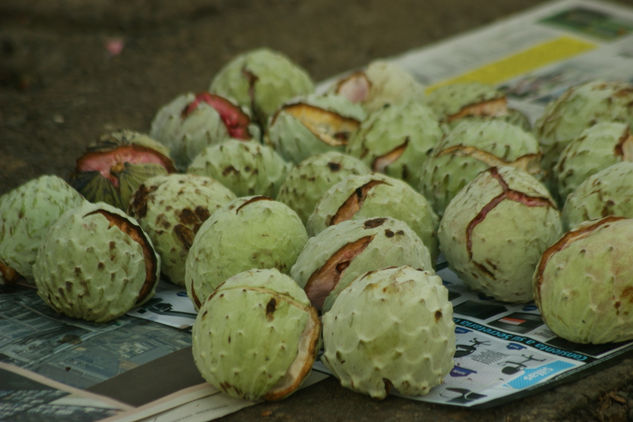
[{"xmin": 0, "ymin": 362, "xmax": 131, "ymax": 421}]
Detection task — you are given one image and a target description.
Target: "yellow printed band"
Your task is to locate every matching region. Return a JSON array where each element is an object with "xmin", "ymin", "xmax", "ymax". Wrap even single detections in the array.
[{"xmin": 427, "ymin": 36, "xmax": 597, "ymax": 92}]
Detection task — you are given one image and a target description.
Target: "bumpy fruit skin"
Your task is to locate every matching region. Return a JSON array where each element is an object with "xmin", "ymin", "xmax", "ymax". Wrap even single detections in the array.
[
  {"xmin": 420, "ymin": 119, "xmax": 542, "ymax": 216},
  {"xmin": 209, "ymin": 48, "xmax": 315, "ymax": 127},
  {"xmin": 424, "ymin": 81, "xmax": 531, "ymax": 131},
  {"xmin": 345, "ymin": 100, "xmax": 443, "ymax": 186},
  {"xmin": 192, "ymin": 268, "xmax": 320, "ymax": 401},
  {"xmin": 33, "ymin": 201, "xmax": 160, "ymax": 322},
  {"xmin": 266, "ymin": 93, "xmax": 366, "ymax": 164},
  {"xmin": 535, "ymin": 80, "xmax": 633, "ymax": 173},
  {"xmin": 276, "ymin": 151, "xmax": 370, "ymax": 224},
  {"xmin": 128, "ymin": 174, "xmax": 236, "ymax": 286},
  {"xmin": 70, "ymin": 129, "xmax": 176, "ymax": 210},
  {"xmin": 185, "ymin": 196, "xmax": 308, "ymax": 309},
  {"xmin": 562, "ymin": 162, "xmax": 633, "ymax": 230},
  {"xmin": 307, "ymin": 173, "xmax": 439, "ymax": 261},
  {"xmin": 322, "ymin": 266, "xmax": 455, "ymax": 399},
  {"xmin": 187, "ymin": 139, "xmax": 290, "ymax": 198},
  {"xmin": 554, "ymin": 122, "xmax": 633, "ymax": 201},
  {"xmin": 331, "ymin": 60, "xmax": 426, "ymax": 113},
  {"xmin": 149, "ymin": 92, "xmax": 259, "ymax": 170},
  {"xmin": 534, "ymin": 217, "xmax": 633, "ymax": 344},
  {"xmin": 290, "ymin": 216, "xmax": 433, "ymax": 312},
  {"xmin": 0, "ymin": 175, "xmax": 85, "ymax": 284},
  {"xmin": 439, "ymin": 166, "xmax": 562, "ymax": 303}
]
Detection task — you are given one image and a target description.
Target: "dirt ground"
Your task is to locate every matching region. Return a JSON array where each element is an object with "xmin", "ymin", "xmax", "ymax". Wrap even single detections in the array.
[{"xmin": 2, "ymin": 0, "xmax": 633, "ymax": 421}]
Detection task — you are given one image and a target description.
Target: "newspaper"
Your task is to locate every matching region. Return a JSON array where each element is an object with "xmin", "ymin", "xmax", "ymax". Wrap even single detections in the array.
[{"xmin": 3, "ymin": 0, "xmax": 633, "ymax": 420}]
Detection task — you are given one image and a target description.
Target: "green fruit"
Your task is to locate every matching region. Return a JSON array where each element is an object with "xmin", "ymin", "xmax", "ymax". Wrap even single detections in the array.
[
  {"xmin": 209, "ymin": 48, "xmax": 315, "ymax": 128},
  {"xmin": 187, "ymin": 139, "xmax": 290, "ymax": 198},
  {"xmin": 192, "ymin": 268, "xmax": 320, "ymax": 401},
  {"xmin": 276, "ymin": 151, "xmax": 370, "ymax": 224},
  {"xmin": 0, "ymin": 175, "xmax": 85, "ymax": 284},
  {"xmin": 149, "ymin": 92, "xmax": 259, "ymax": 170},
  {"xmin": 322, "ymin": 266, "xmax": 455, "ymax": 399},
  {"xmin": 420, "ymin": 119, "xmax": 542, "ymax": 216},
  {"xmin": 185, "ymin": 196, "xmax": 308, "ymax": 309},
  {"xmin": 330, "ymin": 60, "xmax": 426, "ymax": 113},
  {"xmin": 554, "ymin": 122, "xmax": 633, "ymax": 201},
  {"xmin": 70, "ymin": 129, "xmax": 176, "ymax": 210},
  {"xmin": 535, "ymin": 80, "xmax": 633, "ymax": 174},
  {"xmin": 345, "ymin": 100, "xmax": 443, "ymax": 186},
  {"xmin": 307, "ymin": 172, "xmax": 439, "ymax": 261},
  {"xmin": 33, "ymin": 201, "xmax": 160, "ymax": 322},
  {"xmin": 534, "ymin": 217, "xmax": 633, "ymax": 344},
  {"xmin": 128, "ymin": 173, "xmax": 236, "ymax": 286},
  {"xmin": 266, "ymin": 93, "xmax": 366, "ymax": 164},
  {"xmin": 439, "ymin": 166, "xmax": 562, "ymax": 303},
  {"xmin": 290, "ymin": 216, "xmax": 433, "ymax": 312},
  {"xmin": 562, "ymin": 162, "xmax": 633, "ymax": 230}
]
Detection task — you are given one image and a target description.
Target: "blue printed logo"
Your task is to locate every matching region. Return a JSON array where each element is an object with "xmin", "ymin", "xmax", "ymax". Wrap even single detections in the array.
[{"xmin": 506, "ymin": 361, "xmax": 575, "ymax": 389}]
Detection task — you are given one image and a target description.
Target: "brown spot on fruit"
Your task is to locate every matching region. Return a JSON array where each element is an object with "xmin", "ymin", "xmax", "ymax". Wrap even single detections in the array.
[
  {"xmin": 327, "ymin": 161, "xmax": 341, "ymax": 172},
  {"xmin": 222, "ymin": 165, "xmax": 239, "ymax": 176},
  {"xmin": 363, "ymin": 217, "xmax": 387, "ymax": 229},
  {"xmin": 435, "ymin": 310, "xmax": 442, "ymax": 321},
  {"xmin": 265, "ymin": 297, "xmax": 277, "ymax": 320},
  {"xmin": 304, "ymin": 235, "xmax": 374, "ymax": 310},
  {"xmin": 614, "ymin": 126, "xmax": 633, "ymax": 161},
  {"xmin": 178, "ymin": 208, "xmax": 198, "ymax": 226},
  {"xmin": 273, "ymin": 103, "xmax": 361, "ymax": 147},
  {"xmin": 372, "ymin": 137, "xmax": 409, "ymax": 173},
  {"xmin": 329, "ymin": 180, "xmax": 388, "ymax": 225},
  {"xmin": 174, "ymin": 224, "xmax": 195, "ymax": 250}
]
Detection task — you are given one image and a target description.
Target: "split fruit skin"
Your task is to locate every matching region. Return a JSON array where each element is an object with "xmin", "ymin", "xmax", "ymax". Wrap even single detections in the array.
[
  {"xmin": 534, "ymin": 217, "xmax": 633, "ymax": 344},
  {"xmin": 192, "ymin": 268, "xmax": 320, "ymax": 401},
  {"xmin": 33, "ymin": 201, "xmax": 160, "ymax": 323},
  {"xmin": 0, "ymin": 175, "xmax": 85, "ymax": 284},
  {"xmin": 438, "ymin": 166, "xmax": 562, "ymax": 303},
  {"xmin": 322, "ymin": 265, "xmax": 455, "ymax": 399}
]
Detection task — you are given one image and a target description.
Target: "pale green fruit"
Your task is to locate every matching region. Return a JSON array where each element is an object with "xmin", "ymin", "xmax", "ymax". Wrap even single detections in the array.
[
  {"xmin": 330, "ymin": 60, "xmax": 426, "ymax": 113},
  {"xmin": 266, "ymin": 93, "xmax": 366, "ymax": 164},
  {"xmin": 209, "ymin": 48, "xmax": 315, "ymax": 127},
  {"xmin": 322, "ymin": 266, "xmax": 455, "ymax": 399},
  {"xmin": 535, "ymin": 80, "xmax": 633, "ymax": 173},
  {"xmin": 554, "ymin": 122, "xmax": 633, "ymax": 202},
  {"xmin": 149, "ymin": 92, "xmax": 259, "ymax": 170},
  {"xmin": 187, "ymin": 139, "xmax": 290, "ymax": 198},
  {"xmin": 439, "ymin": 166, "xmax": 562, "ymax": 303},
  {"xmin": 424, "ymin": 81, "xmax": 531, "ymax": 131},
  {"xmin": 307, "ymin": 172, "xmax": 439, "ymax": 261},
  {"xmin": 185, "ymin": 196, "xmax": 308, "ymax": 309},
  {"xmin": 345, "ymin": 100, "xmax": 443, "ymax": 186},
  {"xmin": 276, "ymin": 151, "xmax": 370, "ymax": 224},
  {"xmin": 192, "ymin": 268, "xmax": 320, "ymax": 401},
  {"xmin": 534, "ymin": 217, "xmax": 633, "ymax": 344},
  {"xmin": 420, "ymin": 119, "xmax": 542, "ymax": 216},
  {"xmin": 562, "ymin": 162, "xmax": 633, "ymax": 230},
  {"xmin": 127, "ymin": 173, "xmax": 236, "ymax": 286},
  {"xmin": 290, "ymin": 216, "xmax": 433, "ymax": 312},
  {"xmin": 0, "ymin": 175, "xmax": 85, "ymax": 284},
  {"xmin": 33, "ymin": 201, "xmax": 160, "ymax": 322}
]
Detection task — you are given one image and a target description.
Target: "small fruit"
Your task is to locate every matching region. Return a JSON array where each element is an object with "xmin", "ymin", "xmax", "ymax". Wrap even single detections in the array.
[
  {"xmin": 307, "ymin": 172, "xmax": 439, "ymax": 261},
  {"xmin": 128, "ymin": 173, "xmax": 236, "ymax": 286},
  {"xmin": 534, "ymin": 217, "xmax": 633, "ymax": 344},
  {"xmin": 185, "ymin": 196, "xmax": 308, "ymax": 309},
  {"xmin": 276, "ymin": 151, "xmax": 370, "ymax": 224},
  {"xmin": 192, "ymin": 268, "xmax": 320, "ymax": 401},
  {"xmin": 149, "ymin": 92, "xmax": 259, "ymax": 170},
  {"xmin": 70, "ymin": 129, "xmax": 176, "ymax": 210},
  {"xmin": 322, "ymin": 266, "xmax": 455, "ymax": 399},
  {"xmin": 209, "ymin": 48, "xmax": 315, "ymax": 128},
  {"xmin": 33, "ymin": 201, "xmax": 160, "ymax": 322},
  {"xmin": 187, "ymin": 139, "xmax": 290, "ymax": 198},
  {"xmin": 0, "ymin": 175, "xmax": 85, "ymax": 284},
  {"xmin": 290, "ymin": 216, "xmax": 433, "ymax": 312},
  {"xmin": 438, "ymin": 166, "xmax": 562, "ymax": 303},
  {"xmin": 345, "ymin": 100, "xmax": 443, "ymax": 186}
]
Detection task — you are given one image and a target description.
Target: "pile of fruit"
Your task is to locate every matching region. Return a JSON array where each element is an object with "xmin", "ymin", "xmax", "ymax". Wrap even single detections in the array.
[{"xmin": 2, "ymin": 47, "xmax": 633, "ymax": 402}]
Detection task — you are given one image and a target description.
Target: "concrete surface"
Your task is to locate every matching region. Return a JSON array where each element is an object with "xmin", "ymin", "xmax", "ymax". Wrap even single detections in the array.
[{"xmin": 2, "ymin": 1, "xmax": 633, "ymax": 420}]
